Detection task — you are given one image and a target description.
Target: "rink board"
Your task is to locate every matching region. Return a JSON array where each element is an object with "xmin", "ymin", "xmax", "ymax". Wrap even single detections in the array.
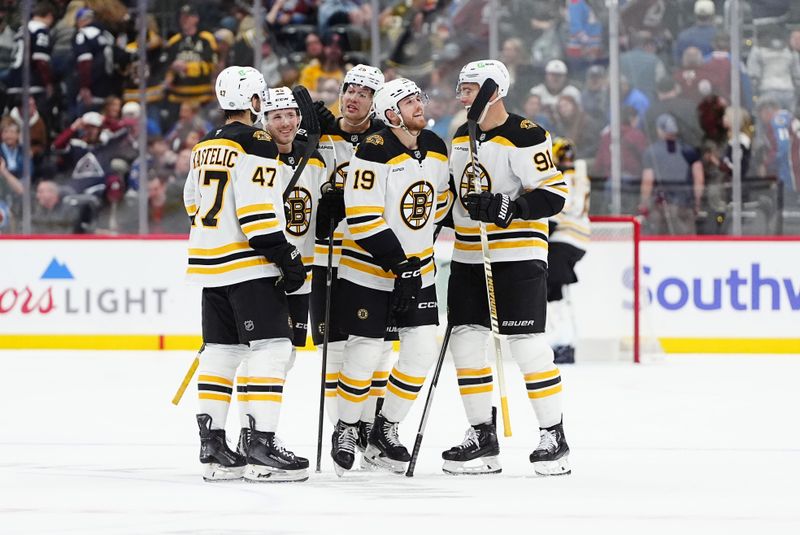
[{"xmin": 1, "ymin": 235, "xmax": 799, "ymax": 353}]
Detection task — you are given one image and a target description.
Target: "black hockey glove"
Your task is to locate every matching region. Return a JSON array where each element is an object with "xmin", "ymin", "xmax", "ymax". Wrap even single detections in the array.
[
  {"xmin": 464, "ymin": 191, "xmax": 517, "ymax": 228},
  {"xmin": 274, "ymin": 243, "xmax": 306, "ymax": 294},
  {"xmin": 315, "ymin": 183, "xmax": 346, "ymax": 239},
  {"xmin": 390, "ymin": 257, "xmax": 422, "ymax": 314},
  {"xmin": 314, "ymin": 100, "xmax": 338, "ymax": 134}
]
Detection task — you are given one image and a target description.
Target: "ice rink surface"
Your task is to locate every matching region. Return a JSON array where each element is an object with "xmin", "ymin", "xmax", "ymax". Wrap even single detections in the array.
[{"xmin": 1, "ymin": 350, "xmax": 799, "ymax": 535}]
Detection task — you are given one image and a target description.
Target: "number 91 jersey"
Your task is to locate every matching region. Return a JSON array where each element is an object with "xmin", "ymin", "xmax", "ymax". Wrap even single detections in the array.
[
  {"xmin": 449, "ymin": 114, "xmax": 567, "ymax": 265},
  {"xmin": 340, "ymin": 129, "xmax": 453, "ymax": 292},
  {"xmin": 184, "ymin": 122, "xmax": 286, "ymax": 287}
]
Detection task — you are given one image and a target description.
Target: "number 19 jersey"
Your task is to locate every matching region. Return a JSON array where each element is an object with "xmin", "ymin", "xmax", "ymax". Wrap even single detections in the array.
[{"xmin": 184, "ymin": 122, "xmax": 286, "ymax": 287}]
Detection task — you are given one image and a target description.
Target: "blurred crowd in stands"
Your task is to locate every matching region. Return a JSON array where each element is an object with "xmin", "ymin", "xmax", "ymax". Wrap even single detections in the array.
[{"xmin": 0, "ymin": 0, "xmax": 799, "ymax": 236}]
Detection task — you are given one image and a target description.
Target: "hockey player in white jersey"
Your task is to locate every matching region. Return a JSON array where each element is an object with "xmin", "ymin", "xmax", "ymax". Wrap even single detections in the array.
[
  {"xmin": 184, "ymin": 66, "xmax": 308, "ymax": 483},
  {"xmin": 445, "ymin": 60, "xmax": 572, "ymax": 476},
  {"xmin": 311, "ymin": 64, "xmax": 395, "ymax": 457},
  {"xmin": 545, "ymin": 138, "xmax": 590, "ymax": 365},
  {"xmin": 330, "ymin": 78, "xmax": 453, "ymax": 475},
  {"xmin": 235, "ymin": 86, "xmax": 327, "ymax": 456}
]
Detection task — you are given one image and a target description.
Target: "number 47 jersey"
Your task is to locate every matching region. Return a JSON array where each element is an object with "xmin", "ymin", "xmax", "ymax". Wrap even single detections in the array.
[
  {"xmin": 183, "ymin": 122, "xmax": 287, "ymax": 287},
  {"xmin": 449, "ymin": 114, "xmax": 568, "ymax": 265}
]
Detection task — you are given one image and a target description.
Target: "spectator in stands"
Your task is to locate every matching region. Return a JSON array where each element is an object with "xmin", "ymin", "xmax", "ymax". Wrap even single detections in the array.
[
  {"xmin": 318, "ymin": 0, "xmax": 372, "ymax": 34},
  {"xmin": 2, "ymin": 1, "xmax": 56, "ymax": 108},
  {"xmin": 97, "ymin": 173, "xmax": 188, "ymax": 235},
  {"xmin": 165, "ymin": 102, "xmax": 209, "ymax": 153},
  {"xmin": 620, "ymin": 0, "xmax": 677, "ymax": 59},
  {"xmin": 645, "ymin": 76, "xmax": 704, "ymax": 149},
  {"xmin": 304, "ymin": 32, "xmax": 324, "ymax": 65},
  {"xmin": 621, "ymin": 31, "xmax": 667, "ymax": 102},
  {"xmin": 0, "ymin": 7, "xmax": 14, "ymax": 77},
  {"xmin": 581, "ymin": 65, "xmax": 609, "ymax": 122},
  {"xmin": 747, "ymin": 27, "xmax": 800, "ymax": 114},
  {"xmin": 621, "ymin": 75, "xmax": 650, "ymax": 127},
  {"xmin": 122, "ymin": 14, "xmax": 166, "ymax": 118},
  {"xmin": 50, "ymin": 0, "xmax": 81, "ymax": 80},
  {"xmin": 73, "ymin": 7, "xmax": 118, "ymax": 112},
  {"xmin": 673, "ymin": 0, "xmax": 716, "ymax": 64},
  {"xmin": 640, "ymin": 113, "xmax": 705, "ymax": 235},
  {"xmin": 755, "ymin": 99, "xmax": 800, "ymax": 196},
  {"xmin": 501, "ymin": 37, "xmax": 537, "ymax": 113},
  {"xmin": 674, "ymin": 46, "xmax": 708, "ymax": 104},
  {"xmin": 529, "ymin": 4, "xmax": 565, "ymax": 73},
  {"xmin": 164, "ymin": 5, "xmax": 218, "ymax": 116},
  {"xmin": 565, "ymin": 0, "xmax": 603, "ymax": 73},
  {"xmin": 9, "ymin": 97, "xmax": 48, "ymax": 160},
  {"xmin": 701, "ymin": 32, "xmax": 754, "ymax": 110},
  {"xmin": 552, "ymin": 94, "xmax": 601, "ymax": 160},
  {"xmin": 278, "ymin": 59, "xmax": 301, "ymax": 88},
  {"xmin": 100, "ymin": 95, "xmax": 123, "ymax": 132},
  {"xmin": 299, "ymin": 32, "xmax": 346, "ymax": 100},
  {"xmin": 530, "ymin": 60, "xmax": 582, "ymax": 117},
  {"xmin": 702, "ymin": 106, "xmax": 753, "ymax": 217},
  {"xmin": 53, "ymin": 111, "xmax": 111, "ymax": 194},
  {"xmin": 595, "ymin": 105, "xmax": 649, "ymax": 213},
  {"xmin": 267, "ymin": 0, "xmax": 315, "ymax": 28},
  {"xmin": 523, "ymin": 93, "xmax": 554, "ymax": 132},
  {"xmin": 213, "ymin": 28, "xmax": 235, "ymax": 75},
  {"xmin": 0, "ymin": 119, "xmax": 24, "ymax": 215},
  {"xmin": 32, "ymin": 180, "xmax": 79, "ymax": 234}
]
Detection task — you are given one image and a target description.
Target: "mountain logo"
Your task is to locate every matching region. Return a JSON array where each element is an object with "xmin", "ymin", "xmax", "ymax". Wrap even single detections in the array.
[{"xmin": 41, "ymin": 258, "xmax": 74, "ymax": 280}]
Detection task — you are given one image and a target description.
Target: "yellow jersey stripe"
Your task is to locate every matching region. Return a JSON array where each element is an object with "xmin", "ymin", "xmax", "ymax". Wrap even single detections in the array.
[
  {"xmin": 339, "ymin": 257, "xmax": 393, "ymax": 279},
  {"xmin": 349, "ymin": 219, "xmax": 386, "ymax": 235},
  {"xmin": 189, "ymin": 242, "xmax": 250, "ymax": 256},
  {"xmin": 237, "ymin": 203, "xmax": 275, "ymax": 217},
  {"xmin": 345, "ymin": 205, "xmax": 384, "ymax": 216},
  {"xmin": 455, "ymin": 221, "xmax": 549, "ymax": 234},
  {"xmin": 242, "ymin": 220, "xmax": 280, "ymax": 233},
  {"xmin": 428, "ymin": 151, "xmax": 448, "ymax": 162},
  {"xmin": 453, "ymin": 135, "xmax": 468, "ymax": 144},
  {"xmin": 307, "ymin": 158, "xmax": 325, "ymax": 168},
  {"xmin": 187, "ymin": 257, "xmax": 269, "ymax": 275},
  {"xmin": 387, "ymin": 153, "xmax": 411, "ymax": 165},
  {"xmin": 185, "ymin": 204, "xmax": 197, "ymax": 215},
  {"xmin": 193, "ymin": 138, "xmax": 244, "ymax": 153}
]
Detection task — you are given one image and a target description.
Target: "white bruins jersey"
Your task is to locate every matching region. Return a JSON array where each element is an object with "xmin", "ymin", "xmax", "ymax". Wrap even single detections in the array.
[
  {"xmin": 184, "ymin": 122, "xmax": 286, "ymax": 287},
  {"xmin": 340, "ymin": 128, "xmax": 453, "ymax": 291},
  {"xmin": 314, "ymin": 119, "xmax": 384, "ymax": 269},
  {"xmin": 279, "ymin": 142, "xmax": 326, "ymax": 294},
  {"xmin": 450, "ymin": 114, "xmax": 568, "ymax": 265},
  {"xmin": 550, "ymin": 161, "xmax": 591, "ymax": 250}
]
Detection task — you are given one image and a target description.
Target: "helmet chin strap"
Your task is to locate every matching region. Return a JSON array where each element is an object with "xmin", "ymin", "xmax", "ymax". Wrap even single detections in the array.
[
  {"xmin": 338, "ymin": 95, "xmax": 371, "ymax": 129},
  {"xmin": 476, "ymin": 95, "xmax": 501, "ymax": 125},
  {"xmin": 387, "ymin": 116, "xmax": 420, "ymax": 138}
]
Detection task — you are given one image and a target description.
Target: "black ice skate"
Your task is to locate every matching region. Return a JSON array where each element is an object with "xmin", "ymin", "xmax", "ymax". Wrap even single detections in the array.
[
  {"xmin": 441, "ymin": 407, "xmax": 502, "ymax": 475},
  {"xmin": 331, "ymin": 420, "xmax": 359, "ymax": 477},
  {"xmin": 244, "ymin": 415, "xmax": 309, "ymax": 483},
  {"xmin": 529, "ymin": 421, "xmax": 571, "ymax": 476},
  {"xmin": 356, "ymin": 420, "xmax": 377, "ymax": 471},
  {"xmin": 196, "ymin": 413, "xmax": 246, "ymax": 481},
  {"xmin": 363, "ymin": 413, "xmax": 410, "ymax": 474},
  {"xmin": 236, "ymin": 427, "xmax": 251, "ymax": 457},
  {"xmin": 553, "ymin": 345, "xmax": 575, "ymax": 364}
]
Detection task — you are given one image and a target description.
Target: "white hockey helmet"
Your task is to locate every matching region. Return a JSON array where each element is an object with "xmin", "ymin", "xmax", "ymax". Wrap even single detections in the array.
[
  {"xmin": 215, "ymin": 66, "xmax": 268, "ymax": 116},
  {"xmin": 342, "ymin": 64, "xmax": 385, "ymax": 94},
  {"xmin": 372, "ymin": 78, "xmax": 423, "ymax": 126},
  {"xmin": 457, "ymin": 60, "xmax": 510, "ymax": 98},
  {"xmin": 263, "ymin": 87, "xmax": 299, "ymax": 113}
]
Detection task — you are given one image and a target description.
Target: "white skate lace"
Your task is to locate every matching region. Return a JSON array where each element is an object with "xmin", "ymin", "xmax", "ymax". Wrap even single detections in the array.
[
  {"xmin": 536, "ymin": 430, "xmax": 557, "ymax": 453},
  {"xmin": 454, "ymin": 428, "xmax": 480, "ymax": 451},
  {"xmin": 338, "ymin": 425, "xmax": 358, "ymax": 453},
  {"xmin": 271, "ymin": 436, "xmax": 295, "ymax": 459},
  {"xmin": 383, "ymin": 421, "xmax": 403, "ymax": 447}
]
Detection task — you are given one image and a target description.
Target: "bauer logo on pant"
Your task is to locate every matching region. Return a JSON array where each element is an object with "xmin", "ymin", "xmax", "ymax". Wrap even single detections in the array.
[{"xmin": 400, "ymin": 181, "xmax": 434, "ymax": 230}]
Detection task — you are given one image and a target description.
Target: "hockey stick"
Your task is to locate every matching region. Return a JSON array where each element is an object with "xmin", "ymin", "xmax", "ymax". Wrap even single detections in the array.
[
  {"xmin": 171, "ymin": 344, "xmax": 204, "ymax": 405},
  {"xmin": 315, "ymin": 179, "xmax": 337, "ymax": 473},
  {"xmin": 466, "ymin": 79, "xmax": 512, "ymax": 437},
  {"xmin": 405, "ymin": 323, "xmax": 453, "ymax": 477},
  {"xmin": 282, "ymin": 86, "xmax": 321, "ymax": 202}
]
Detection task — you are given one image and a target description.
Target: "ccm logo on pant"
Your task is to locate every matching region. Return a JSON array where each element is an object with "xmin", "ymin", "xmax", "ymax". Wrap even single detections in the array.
[
  {"xmin": 501, "ymin": 320, "xmax": 535, "ymax": 327},
  {"xmin": 401, "ymin": 270, "xmax": 421, "ymax": 278},
  {"xmin": 417, "ymin": 302, "xmax": 437, "ymax": 309}
]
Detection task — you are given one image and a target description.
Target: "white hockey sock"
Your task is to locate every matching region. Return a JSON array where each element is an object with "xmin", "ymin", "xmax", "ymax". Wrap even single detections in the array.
[
  {"xmin": 236, "ymin": 360, "xmax": 250, "ymax": 429},
  {"xmin": 381, "ymin": 326, "xmax": 437, "ymax": 423},
  {"xmin": 197, "ymin": 343, "xmax": 247, "ymax": 430},
  {"xmin": 450, "ymin": 325, "xmax": 493, "ymax": 426},
  {"xmin": 508, "ymin": 334, "xmax": 563, "ymax": 428},
  {"xmin": 360, "ymin": 341, "xmax": 394, "ymax": 423},
  {"xmin": 337, "ymin": 336, "xmax": 382, "ymax": 424},
  {"xmin": 323, "ymin": 340, "xmax": 345, "ymax": 425},
  {"xmin": 245, "ymin": 337, "xmax": 293, "ymax": 432}
]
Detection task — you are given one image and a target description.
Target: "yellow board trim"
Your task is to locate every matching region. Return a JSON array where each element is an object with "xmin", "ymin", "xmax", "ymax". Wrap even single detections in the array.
[
  {"xmin": 197, "ymin": 374, "xmax": 233, "ymax": 386},
  {"xmin": 528, "ymin": 384, "xmax": 562, "ymax": 399},
  {"xmin": 661, "ymin": 338, "xmax": 800, "ymax": 354}
]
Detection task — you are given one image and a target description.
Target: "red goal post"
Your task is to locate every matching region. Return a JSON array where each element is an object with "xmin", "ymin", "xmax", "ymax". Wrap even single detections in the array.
[{"xmin": 587, "ymin": 216, "xmax": 642, "ymax": 363}]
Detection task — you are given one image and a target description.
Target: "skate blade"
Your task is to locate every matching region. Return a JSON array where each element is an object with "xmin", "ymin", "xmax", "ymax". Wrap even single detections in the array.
[
  {"xmin": 333, "ymin": 462, "xmax": 350, "ymax": 478},
  {"xmin": 202, "ymin": 463, "xmax": 245, "ymax": 481},
  {"xmin": 359, "ymin": 454, "xmax": 378, "ymax": 472},
  {"xmin": 532, "ymin": 456, "xmax": 571, "ymax": 476},
  {"xmin": 442, "ymin": 456, "xmax": 502, "ymax": 476},
  {"xmin": 363, "ymin": 446, "xmax": 406, "ymax": 475},
  {"xmin": 243, "ymin": 464, "xmax": 308, "ymax": 483}
]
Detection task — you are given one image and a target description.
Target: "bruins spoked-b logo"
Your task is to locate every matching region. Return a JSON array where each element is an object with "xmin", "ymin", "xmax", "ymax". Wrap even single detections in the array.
[
  {"xmin": 330, "ymin": 163, "xmax": 348, "ymax": 188},
  {"xmin": 284, "ymin": 187, "xmax": 312, "ymax": 236},
  {"xmin": 400, "ymin": 181, "xmax": 434, "ymax": 230},
  {"xmin": 458, "ymin": 162, "xmax": 491, "ymax": 208}
]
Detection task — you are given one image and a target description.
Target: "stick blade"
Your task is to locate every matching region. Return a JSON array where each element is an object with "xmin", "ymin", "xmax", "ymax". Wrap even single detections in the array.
[
  {"xmin": 293, "ymin": 85, "xmax": 320, "ymax": 136},
  {"xmin": 466, "ymin": 79, "xmax": 498, "ymax": 122}
]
